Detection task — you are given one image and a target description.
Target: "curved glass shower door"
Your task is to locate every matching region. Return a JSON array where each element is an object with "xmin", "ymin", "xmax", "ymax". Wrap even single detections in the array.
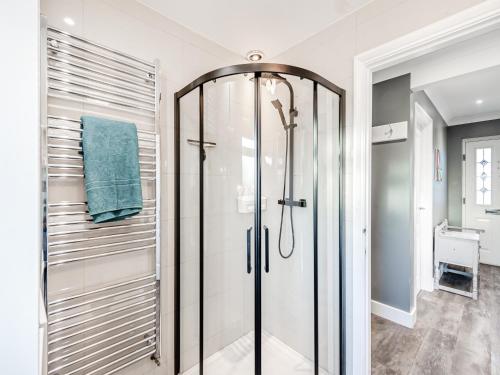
[
  {"xmin": 260, "ymin": 75, "xmax": 341, "ymax": 375},
  {"xmin": 202, "ymin": 73, "xmax": 256, "ymax": 375},
  {"xmin": 260, "ymin": 74, "xmax": 315, "ymax": 374},
  {"xmin": 178, "ymin": 73, "xmax": 257, "ymax": 375},
  {"xmin": 176, "ymin": 64, "xmax": 343, "ymax": 375}
]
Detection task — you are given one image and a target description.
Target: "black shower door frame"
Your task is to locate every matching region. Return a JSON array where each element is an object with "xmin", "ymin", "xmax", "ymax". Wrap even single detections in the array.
[{"xmin": 174, "ymin": 63, "xmax": 346, "ymax": 375}]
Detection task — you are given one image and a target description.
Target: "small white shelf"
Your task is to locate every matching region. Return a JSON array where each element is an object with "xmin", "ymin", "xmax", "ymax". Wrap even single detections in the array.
[
  {"xmin": 237, "ymin": 195, "xmax": 267, "ymax": 213},
  {"xmin": 372, "ymin": 121, "xmax": 408, "ymax": 144}
]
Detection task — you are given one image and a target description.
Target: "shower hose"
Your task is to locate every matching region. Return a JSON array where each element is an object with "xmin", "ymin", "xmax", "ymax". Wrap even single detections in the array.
[{"xmin": 278, "ymin": 129, "xmax": 295, "ymax": 259}]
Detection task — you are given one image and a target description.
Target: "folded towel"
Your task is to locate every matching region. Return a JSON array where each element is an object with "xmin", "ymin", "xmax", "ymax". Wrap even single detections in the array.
[{"xmin": 81, "ymin": 116, "xmax": 143, "ymax": 223}]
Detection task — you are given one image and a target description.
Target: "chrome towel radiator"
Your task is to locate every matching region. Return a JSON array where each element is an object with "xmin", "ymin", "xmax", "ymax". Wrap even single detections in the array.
[{"xmin": 41, "ymin": 19, "xmax": 161, "ymax": 375}]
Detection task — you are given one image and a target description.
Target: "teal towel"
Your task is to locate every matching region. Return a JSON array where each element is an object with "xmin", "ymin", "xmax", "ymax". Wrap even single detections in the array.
[{"xmin": 81, "ymin": 116, "xmax": 143, "ymax": 223}]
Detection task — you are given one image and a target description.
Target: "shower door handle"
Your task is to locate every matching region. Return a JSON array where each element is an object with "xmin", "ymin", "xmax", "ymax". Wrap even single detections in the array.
[
  {"xmin": 246, "ymin": 227, "xmax": 252, "ymax": 274},
  {"xmin": 264, "ymin": 226, "xmax": 270, "ymax": 273}
]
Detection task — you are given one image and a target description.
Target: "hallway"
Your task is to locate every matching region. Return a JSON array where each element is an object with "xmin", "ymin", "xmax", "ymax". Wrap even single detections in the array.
[{"xmin": 372, "ymin": 265, "xmax": 500, "ymax": 374}]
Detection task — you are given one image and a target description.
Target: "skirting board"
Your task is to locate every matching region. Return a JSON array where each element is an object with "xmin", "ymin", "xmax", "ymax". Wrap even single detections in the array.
[{"xmin": 371, "ymin": 300, "xmax": 416, "ymax": 328}]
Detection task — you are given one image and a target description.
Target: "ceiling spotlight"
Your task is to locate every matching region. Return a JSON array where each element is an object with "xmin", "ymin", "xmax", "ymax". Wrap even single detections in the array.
[
  {"xmin": 64, "ymin": 17, "xmax": 75, "ymax": 26},
  {"xmin": 246, "ymin": 50, "xmax": 264, "ymax": 62}
]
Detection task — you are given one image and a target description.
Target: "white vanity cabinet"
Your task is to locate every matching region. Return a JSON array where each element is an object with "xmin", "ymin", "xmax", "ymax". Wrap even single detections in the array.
[{"xmin": 434, "ymin": 220, "xmax": 483, "ymax": 300}]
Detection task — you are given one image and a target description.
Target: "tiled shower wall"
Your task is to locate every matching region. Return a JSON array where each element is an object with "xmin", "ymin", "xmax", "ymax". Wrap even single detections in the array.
[{"xmin": 40, "ymin": 1, "xmax": 243, "ymax": 374}]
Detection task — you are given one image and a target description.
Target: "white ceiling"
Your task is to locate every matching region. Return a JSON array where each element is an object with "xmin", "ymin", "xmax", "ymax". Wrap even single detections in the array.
[
  {"xmin": 137, "ymin": 0, "xmax": 371, "ymax": 59},
  {"xmin": 423, "ymin": 65, "xmax": 500, "ymax": 126}
]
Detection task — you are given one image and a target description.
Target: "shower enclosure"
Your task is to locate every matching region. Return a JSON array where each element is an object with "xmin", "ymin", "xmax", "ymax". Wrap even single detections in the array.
[{"xmin": 174, "ymin": 64, "xmax": 344, "ymax": 375}]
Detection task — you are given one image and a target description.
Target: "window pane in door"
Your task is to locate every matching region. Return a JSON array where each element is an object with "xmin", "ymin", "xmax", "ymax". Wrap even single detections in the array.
[{"xmin": 476, "ymin": 147, "xmax": 492, "ymax": 205}]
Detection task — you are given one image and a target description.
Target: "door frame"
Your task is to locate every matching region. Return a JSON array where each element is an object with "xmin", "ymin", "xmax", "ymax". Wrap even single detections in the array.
[
  {"xmin": 352, "ymin": 2, "xmax": 500, "ymax": 374},
  {"xmin": 413, "ymin": 102, "xmax": 434, "ymax": 299},
  {"xmin": 462, "ymin": 134, "xmax": 500, "ymax": 226}
]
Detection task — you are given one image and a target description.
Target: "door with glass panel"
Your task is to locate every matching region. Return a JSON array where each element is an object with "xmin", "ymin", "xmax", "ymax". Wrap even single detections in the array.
[{"xmin": 464, "ymin": 137, "xmax": 500, "ymax": 266}]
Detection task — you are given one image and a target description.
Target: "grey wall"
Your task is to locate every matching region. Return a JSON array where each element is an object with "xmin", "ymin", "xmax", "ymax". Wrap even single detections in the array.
[
  {"xmin": 372, "ymin": 74, "xmax": 413, "ymax": 313},
  {"xmin": 413, "ymin": 91, "xmax": 448, "ymax": 227},
  {"xmin": 447, "ymin": 119, "xmax": 500, "ymax": 225}
]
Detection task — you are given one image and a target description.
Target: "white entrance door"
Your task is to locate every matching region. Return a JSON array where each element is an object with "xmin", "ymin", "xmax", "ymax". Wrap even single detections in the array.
[
  {"xmin": 464, "ymin": 137, "xmax": 500, "ymax": 266},
  {"xmin": 414, "ymin": 103, "xmax": 434, "ymax": 296}
]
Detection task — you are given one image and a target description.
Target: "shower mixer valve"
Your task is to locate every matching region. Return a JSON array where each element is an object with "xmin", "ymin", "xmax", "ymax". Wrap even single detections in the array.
[{"xmin": 277, "ymin": 198, "xmax": 307, "ymax": 208}]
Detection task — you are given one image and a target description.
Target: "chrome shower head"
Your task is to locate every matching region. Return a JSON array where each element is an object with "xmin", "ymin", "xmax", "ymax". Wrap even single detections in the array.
[
  {"xmin": 271, "ymin": 99, "xmax": 287, "ymax": 130},
  {"xmin": 271, "ymin": 99, "xmax": 282, "ymax": 110}
]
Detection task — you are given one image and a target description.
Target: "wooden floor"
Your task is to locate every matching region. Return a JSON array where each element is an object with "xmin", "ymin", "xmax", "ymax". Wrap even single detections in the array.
[{"xmin": 372, "ymin": 264, "xmax": 500, "ymax": 374}]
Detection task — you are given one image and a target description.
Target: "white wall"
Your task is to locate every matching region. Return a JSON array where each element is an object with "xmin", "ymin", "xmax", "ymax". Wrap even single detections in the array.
[
  {"xmin": 271, "ymin": 0, "xmax": 485, "ymax": 373},
  {"xmin": 0, "ymin": 1, "xmax": 40, "ymax": 374},
  {"xmin": 40, "ymin": 1, "xmax": 243, "ymax": 374}
]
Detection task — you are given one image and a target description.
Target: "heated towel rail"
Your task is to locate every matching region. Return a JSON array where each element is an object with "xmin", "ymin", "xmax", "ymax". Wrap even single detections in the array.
[{"xmin": 41, "ymin": 18, "xmax": 161, "ymax": 375}]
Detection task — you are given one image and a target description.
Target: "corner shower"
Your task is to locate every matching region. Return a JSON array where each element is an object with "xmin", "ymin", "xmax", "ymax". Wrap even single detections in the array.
[{"xmin": 175, "ymin": 64, "xmax": 344, "ymax": 375}]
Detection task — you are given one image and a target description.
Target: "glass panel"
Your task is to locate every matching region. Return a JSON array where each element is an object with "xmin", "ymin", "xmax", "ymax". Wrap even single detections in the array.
[
  {"xmin": 484, "ymin": 147, "xmax": 492, "ymax": 161},
  {"xmin": 476, "ymin": 147, "xmax": 492, "ymax": 205},
  {"xmin": 261, "ymin": 74, "xmax": 315, "ymax": 374},
  {"xmin": 477, "ymin": 191, "xmax": 483, "ymax": 205},
  {"xmin": 483, "ymin": 162, "xmax": 492, "ymax": 176},
  {"xmin": 484, "ymin": 177, "xmax": 492, "ymax": 191},
  {"xmin": 179, "ymin": 88, "xmax": 201, "ymax": 374},
  {"xmin": 202, "ymin": 74, "xmax": 255, "ymax": 375},
  {"xmin": 476, "ymin": 177, "xmax": 484, "ymax": 190},
  {"xmin": 317, "ymin": 85, "xmax": 341, "ymax": 375},
  {"xmin": 484, "ymin": 190, "xmax": 492, "ymax": 205},
  {"xmin": 476, "ymin": 148, "xmax": 483, "ymax": 163}
]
